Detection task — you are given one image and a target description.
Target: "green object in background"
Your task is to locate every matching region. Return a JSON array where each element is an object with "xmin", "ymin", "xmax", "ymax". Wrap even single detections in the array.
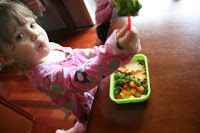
[{"xmin": 114, "ymin": 0, "xmax": 142, "ymax": 16}]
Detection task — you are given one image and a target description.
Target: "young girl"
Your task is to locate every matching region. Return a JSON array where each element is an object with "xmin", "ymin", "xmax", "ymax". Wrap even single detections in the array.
[{"xmin": 0, "ymin": 1, "xmax": 141, "ymax": 133}]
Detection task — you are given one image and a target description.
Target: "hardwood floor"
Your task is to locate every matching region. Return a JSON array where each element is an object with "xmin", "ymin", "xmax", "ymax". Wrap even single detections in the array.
[{"xmin": 0, "ymin": 27, "xmax": 98, "ymax": 133}]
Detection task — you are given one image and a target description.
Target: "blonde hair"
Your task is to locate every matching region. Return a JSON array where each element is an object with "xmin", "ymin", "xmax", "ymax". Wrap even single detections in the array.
[{"xmin": 0, "ymin": 0, "xmax": 37, "ymax": 51}]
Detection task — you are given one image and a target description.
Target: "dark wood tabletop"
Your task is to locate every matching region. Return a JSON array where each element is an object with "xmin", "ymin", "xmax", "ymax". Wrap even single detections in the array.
[{"xmin": 86, "ymin": 0, "xmax": 200, "ymax": 132}]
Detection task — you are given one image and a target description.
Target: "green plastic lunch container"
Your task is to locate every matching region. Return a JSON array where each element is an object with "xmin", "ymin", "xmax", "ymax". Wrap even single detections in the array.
[{"xmin": 109, "ymin": 54, "xmax": 151, "ymax": 104}]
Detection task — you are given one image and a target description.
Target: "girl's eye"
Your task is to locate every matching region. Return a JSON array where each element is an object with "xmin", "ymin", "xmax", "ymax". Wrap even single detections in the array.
[
  {"xmin": 16, "ymin": 33, "xmax": 24, "ymax": 41},
  {"xmin": 30, "ymin": 23, "xmax": 36, "ymax": 28}
]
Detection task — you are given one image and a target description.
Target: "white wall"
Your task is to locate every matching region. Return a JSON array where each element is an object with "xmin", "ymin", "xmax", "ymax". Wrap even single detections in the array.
[{"xmin": 83, "ymin": 0, "xmax": 96, "ymax": 24}]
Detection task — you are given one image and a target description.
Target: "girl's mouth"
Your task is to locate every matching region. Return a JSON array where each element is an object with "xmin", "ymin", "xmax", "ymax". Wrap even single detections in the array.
[{"xmin": 39, "ymin": 41, "xmax": 45, "ymax": 48}]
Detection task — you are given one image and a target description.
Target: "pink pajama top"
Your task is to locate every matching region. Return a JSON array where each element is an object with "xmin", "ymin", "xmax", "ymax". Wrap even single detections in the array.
[
  {"xmin": 26, "ymin": 31, "xmax": 137, "ymax": 132},
  {"xmin": 95, "ymin": 0, "xmax": 114, "ymax": 27}
]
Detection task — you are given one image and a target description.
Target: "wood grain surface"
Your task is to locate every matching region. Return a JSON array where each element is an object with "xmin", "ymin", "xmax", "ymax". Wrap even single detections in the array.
[{"xmin": 86, "ymin": 0, "xmax": 200, "ymax": 132}]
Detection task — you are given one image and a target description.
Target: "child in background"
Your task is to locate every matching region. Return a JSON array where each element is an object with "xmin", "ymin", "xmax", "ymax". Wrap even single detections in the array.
[
  {"xmin": 95, "ymin": 0, "xmax": 140, "ymax": 46},
  {"xmin": 95, "ymin": 0, "xmax": 115, "ymax": 45},
  {"xmin": 0, "ymin": 1, "xmax": 141, "ymax": 133}
]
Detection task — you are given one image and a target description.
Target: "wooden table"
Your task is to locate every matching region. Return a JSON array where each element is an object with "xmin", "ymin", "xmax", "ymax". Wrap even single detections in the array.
[{"xmin": 86, "ymin": 0, "xmax": 200, "ymax": 132}]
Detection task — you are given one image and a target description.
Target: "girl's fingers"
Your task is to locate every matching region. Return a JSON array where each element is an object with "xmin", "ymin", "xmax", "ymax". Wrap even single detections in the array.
[
  {"xmin": 116, "ymin": 24, "xmax": 128, "ymax": 40},
  {"xmin": 116, "ymin": 25, "xmax": 140, "ymax": 51},
  {"xmin": 136, "ymin": 39, "xmax": 141, "ymax": 52}
]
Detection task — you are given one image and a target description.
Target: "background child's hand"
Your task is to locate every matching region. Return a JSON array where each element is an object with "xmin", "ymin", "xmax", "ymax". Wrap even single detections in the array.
[
  {"xmin": 109, "ymin": 0, "xmax": 115, "ymax": 7},
  {"xmin": 116, "ymin": 25, "xmax": 141, "ymax": 52}
]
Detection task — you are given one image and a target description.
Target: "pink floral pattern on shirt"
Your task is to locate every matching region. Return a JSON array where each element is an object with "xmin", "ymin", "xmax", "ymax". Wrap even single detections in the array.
[{"xmin": 26, "ymin": 30, "xmax": 137, "ymax": 132}]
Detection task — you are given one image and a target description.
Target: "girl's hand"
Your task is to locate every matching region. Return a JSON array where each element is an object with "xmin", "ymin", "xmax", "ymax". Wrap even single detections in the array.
[{"xmin": 116, "ymin": 25, "xmax": 141, "ymax": 52}]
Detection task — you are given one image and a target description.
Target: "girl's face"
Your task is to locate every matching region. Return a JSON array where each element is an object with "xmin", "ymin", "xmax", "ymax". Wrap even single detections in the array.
[{"xmin": 4, "ymin": 17, "xmax": 50, "ymax": 67}]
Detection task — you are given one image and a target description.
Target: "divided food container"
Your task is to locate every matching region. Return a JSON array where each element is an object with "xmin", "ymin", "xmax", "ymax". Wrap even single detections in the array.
[{"xmin": 109, "ymin": 54, "xmax": 151, "ymax": 104}]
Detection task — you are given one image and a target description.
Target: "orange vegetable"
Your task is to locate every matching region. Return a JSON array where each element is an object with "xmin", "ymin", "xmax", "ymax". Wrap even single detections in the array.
[
  {"xmin": 121, "ymin": 79, "xmax": 129, "ymax": 89},
  {"xmin": 118, "ymin": 86, "xmax": 132, "ymax": 95},
  {"xmin": 129, "ymin": 81, "xmax": 136, "ymax": 88},
  {"xmin": 129, "ymin": 81, "xmax": 143, "ymax": 95},
  {"xmin": 123, "ymin": 84, "xmax": 128, "ymax": 89},
  {"xmin": 122, "ymin": 79, "xmax": 127, "ymax": 84},
  {"xmin": 120, "ymin": 90, "xmax": 127, "ymax": 97},
  {"xmin": 130, "ymin": 88, "xmax": 136, "ymax": 94},
  {"xmin": 136, "ymin": 87, "xmax": 143, "ymax": 95}
]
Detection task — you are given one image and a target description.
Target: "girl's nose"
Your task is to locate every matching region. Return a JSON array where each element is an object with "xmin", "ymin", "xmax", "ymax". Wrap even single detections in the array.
[{"xmin": 30, "ymin": 31, "xmax": 40, "ymax": 41}]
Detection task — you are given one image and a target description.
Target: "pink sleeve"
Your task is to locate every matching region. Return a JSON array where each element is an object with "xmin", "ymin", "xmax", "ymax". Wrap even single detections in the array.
[
  {"xmin": 95, "ymin": 0, "xmax": 114, "ymax": 27},
  {"xmin": 68, "ymin": 30, "xmax": 137, "ymax": 93}
]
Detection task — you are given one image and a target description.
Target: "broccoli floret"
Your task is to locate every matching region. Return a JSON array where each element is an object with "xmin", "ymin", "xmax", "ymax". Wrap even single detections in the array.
[
  {"xmin": 134, "ymin": 79, "xmax": 141, "ymax": 87},
  {"xmin": 114, "ymin": 0, "xmax": 142, "ymax": 16},
  {"xmin": 125, "ymin": 76, "xmax": 132, "ymax": 83},
  {"xmin": 143, "ymin": 89, "xmax": 148, "ymax": 95},
  {"xmin": 114, "ymin": 79, "xmax": 124, "ymax": 94},
  {"xmin": 114, "ymin": 86, "xmax": 120, "ymax": 94},
  {"xmin": 114, "ymin": 79, "xmax": 124, "ymax": 87},
  {"xmin": 114, "ymin": 72, "xmax": 125, "ymax": 79}
]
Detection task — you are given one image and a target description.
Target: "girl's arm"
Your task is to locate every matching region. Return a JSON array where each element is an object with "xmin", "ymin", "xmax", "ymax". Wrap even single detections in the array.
[
  {"xmin": 67, "ymin": 25, "xmax": 141, "ymax": 93},
  {"xmin": 28, "ymin": 25, "xmax": 140, "ymax": 96}
]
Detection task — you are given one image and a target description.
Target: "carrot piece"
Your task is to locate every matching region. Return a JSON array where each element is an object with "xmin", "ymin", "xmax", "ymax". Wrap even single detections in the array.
[
  {"xmin": 118, "ymin": 86, "xmax": 132, "ymax": 95},
  {"xmin": 129, "ymin": 81, "xmax": 136, "ymax": 88},
  {"xmin": 122, "ymin": 79, "xmax": 127, "ymax": 84},
  {"xmin": 137, "ymin": 87, "xmax": 143, "ymax": 95},
  {"xmin": 123, "ymin": 84, "xmax": 128, "ymax": 89},
  {"xmin": 129, "ymin": 81, "xmax": 143, "ymax": 95},
  {"xmin": 122, "ymin": 79, "xmax": 129, "ymax": 89},
  {"xmin": 120, "ymin": 90, "xmax": 127, "ymax": 97},
  {"xmin": 130, "ymin": 88, "xmax": 136, "ymax": 94}
]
